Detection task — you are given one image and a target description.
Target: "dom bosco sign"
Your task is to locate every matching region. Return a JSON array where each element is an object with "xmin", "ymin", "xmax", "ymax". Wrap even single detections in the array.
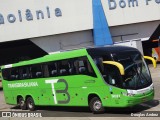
[{"xmin": 108, "ymin": 0, "xmax": 160, "ymax": 10}]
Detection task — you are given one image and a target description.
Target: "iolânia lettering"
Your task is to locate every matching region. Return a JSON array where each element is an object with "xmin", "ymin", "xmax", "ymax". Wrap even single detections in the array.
[{"xmin": 0, "ymin": 6, "xmax": 62, "ymax": 25}]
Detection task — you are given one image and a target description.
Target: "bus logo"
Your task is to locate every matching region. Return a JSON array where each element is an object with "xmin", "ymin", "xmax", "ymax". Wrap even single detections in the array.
[
  {"xmin": 2, "ymin": 112, "xmax": 11, "ymax": 117},
  {"xmin": 45, "ymin": 79, "xmax": 70, "ymax": 104}
]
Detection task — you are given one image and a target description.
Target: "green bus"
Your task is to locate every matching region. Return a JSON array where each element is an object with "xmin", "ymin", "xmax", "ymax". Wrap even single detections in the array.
[{"xmin": 1, "ymin": 46, "xmax": 156, "ymax": 113}]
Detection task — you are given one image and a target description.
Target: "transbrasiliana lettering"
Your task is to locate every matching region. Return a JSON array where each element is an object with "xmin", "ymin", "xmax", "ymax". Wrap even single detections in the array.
[{"xmin": 8, "ymin": 82, "xmax": 38, "ymax": 88}]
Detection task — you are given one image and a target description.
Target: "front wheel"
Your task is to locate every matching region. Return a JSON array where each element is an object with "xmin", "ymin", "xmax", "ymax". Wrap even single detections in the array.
[
  {"xmin": 26, "ymin": 97, "xmax": 35, "ymax": 111},
  {"xmin": 89, "ymin": 97, "xmax": 105, "ymax": 114}
]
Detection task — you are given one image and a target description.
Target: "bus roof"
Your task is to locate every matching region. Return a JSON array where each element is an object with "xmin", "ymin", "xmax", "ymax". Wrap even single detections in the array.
[
  {"xmin": 2, "ymin": 48, "xmax": 88, "ymax": 68},
  {"xmin": 87, "ymin": 45, "xmax": 139, "ymax": 56},
  {"xmin": 1, "ymin": 46, "xmax": 138, "ymax": 69}
]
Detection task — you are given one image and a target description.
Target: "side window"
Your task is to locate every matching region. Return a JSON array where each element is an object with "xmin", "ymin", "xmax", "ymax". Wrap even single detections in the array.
[
  {"xmin": 68, "ymin": 59, "xmax": 76, "ymax": 75},
  {"xmin": 10, "ymin": 68, "xmax": 20, "ymax": 80},
  {"xmin": 48, "ymin": 62, "xmax": 58, "ymax": 77},
  {"xmin": 46, "ymin": 59, "xmax": 77, "ymax": 77},
  {"xmin": 104, "ymin": 65, "xmax": 122, "ymax": 87},
  {"xmin": 75, "ymin": 57, "xmax": 96, "ymax": 77},
  {"xmin": 58, "ymin": 60, "xmax": 69, "ymax": 76},
  {"xmin": 20, "ymin": 66, "xmax": 31, "ymax": 79},
  {"xmin": 94, "ymin": 57, "xmax": 104, "ymax": 73},
  {"xmin": 2, "ymin": 68, "xmax": 11, "ymax": 80},
  {"xmin": 43, "ymin": 64, "xmax": 49, "ymax": 77},
  {"xmin": 30, "ymin": 64, "xmax": 43, "ymax": 78}
]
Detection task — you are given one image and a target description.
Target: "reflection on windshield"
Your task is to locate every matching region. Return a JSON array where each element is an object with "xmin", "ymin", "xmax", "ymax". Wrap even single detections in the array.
[
  {"xmin": 93, "ymin": 51, "xmax": 152, "ymax": 90},
  {"xmin": 120, "ymin": 53, "xmax": 151, "ymax": 89}
]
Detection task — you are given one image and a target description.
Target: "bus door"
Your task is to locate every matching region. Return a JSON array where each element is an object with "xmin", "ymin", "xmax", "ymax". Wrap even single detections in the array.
[{"xmin": 102, "ymin": 61, "xmax": 125, "ymax": 105}]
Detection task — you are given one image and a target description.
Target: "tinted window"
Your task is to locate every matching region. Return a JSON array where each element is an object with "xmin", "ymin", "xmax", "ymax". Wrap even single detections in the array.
[
  {"xmin": 30, "ymin": 65, "xmax": 43, "ymax": 78},
  {"xmin": 2, "ymin": 56, "xmax": 97, "ymax": 80},
  {"xmin": 2, "ymin": 68, "xmax": 11, "ymax": 80},
  {"xmin": 74, "ymin": 57, "xmax": 96, "ymax": 77},
  {"xmin": 68, "ymin": 59, "xmax": 76, "ymax": 75},
  {"xmin": 20, "ymin": 66, "xmax": 31, "ymax": 79},
  {"xmin": 58, "ymin": 60, "xmax": 69, "ymax": 76},
  {"xmin": 47, "ymin": 62, "xmax": 58, "ymax": 77},
  {"xmin": 10, "ymin": 68, "xmax": 20, "ymax": 80}
]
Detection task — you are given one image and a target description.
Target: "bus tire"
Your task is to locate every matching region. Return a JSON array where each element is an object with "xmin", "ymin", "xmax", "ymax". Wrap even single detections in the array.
[
  {"xmin": 89, "ymin": 97, "xmax": 105, "ymax": 114},
  {"xmin": 26, "ymin": 97, "xmax": 35, "ymax": 111},
  {"xmin": 18, "ymin": 97, "xmax": 27, "ymax": 110}
]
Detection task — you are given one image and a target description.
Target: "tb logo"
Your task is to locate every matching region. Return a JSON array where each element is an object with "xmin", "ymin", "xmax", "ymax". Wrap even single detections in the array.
[{"xmin": 45, "ymin": 79, "xmax": 70, "ymax": 104}]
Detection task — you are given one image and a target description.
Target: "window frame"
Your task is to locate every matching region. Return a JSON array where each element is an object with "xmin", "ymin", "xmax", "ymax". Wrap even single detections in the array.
[{"xmin": 1, "ymin": 56, "xmax": 97, "ymax": 80}]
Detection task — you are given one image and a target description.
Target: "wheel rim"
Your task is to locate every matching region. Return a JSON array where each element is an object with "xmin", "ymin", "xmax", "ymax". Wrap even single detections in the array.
[
  {"xmin": 28, "ymin": 100, "xmax": 33, "ymax": 109},
  {"xmin": 19, "ymin": 98, "xmax": 24, "ymax": 107},
  {"xmin": 20, "ymin": 100, "xmax": 25, "ymax": 106},
  {"xmin": 93, "ymin": 100, "xmax": 102, "ymax": 111}
]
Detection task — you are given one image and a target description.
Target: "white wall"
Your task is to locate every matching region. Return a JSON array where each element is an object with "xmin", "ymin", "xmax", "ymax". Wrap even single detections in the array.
[
  {"xmin": 114, "ymin": 40, "xmax": 144, "ymax": 54},
  {"xmin": 0, "ymin": 0, "xmax": 93, "ymax": 42},
  {"xmin": 30, "ymin": 30, "xmax": 94, "ymax": 53},
  {"xmin": 0, "ymin": 0, "xmax": 159, "ymax": 44},
  {"xmin": 110, "ymin": 21, "xmax": 160, "ymax": 42}
]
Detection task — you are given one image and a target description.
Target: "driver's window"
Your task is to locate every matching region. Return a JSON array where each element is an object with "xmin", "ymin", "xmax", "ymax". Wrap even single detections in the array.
[
  {"xmin": 104, "ymin": 65, "xmax": 122, "ymax": 87},
  {"xmin": 93, "ymin": 57, "xmax": 104, "ymax": 73}
]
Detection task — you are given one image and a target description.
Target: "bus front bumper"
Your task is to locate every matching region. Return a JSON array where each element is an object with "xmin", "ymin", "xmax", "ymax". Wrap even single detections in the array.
[
  {"xmin": 103, "ymin": 90, "xmax": 154, "ymax": 107},
  {"xmin": 121, "ymin": 90, "xmax": 154, "ymax": 107}
]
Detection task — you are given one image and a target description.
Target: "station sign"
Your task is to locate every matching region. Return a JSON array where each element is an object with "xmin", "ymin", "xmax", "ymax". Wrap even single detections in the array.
[
  {"xmin": 108, "ymin": 0, "xmax": 160, "ymax": 10},
  {"xmin": 102, "ymin": 0, "xmax": 160, "ymax": 26},
  {"xmin": 0, "ymin": 0, "xmax": 92, "ymax": 42}
]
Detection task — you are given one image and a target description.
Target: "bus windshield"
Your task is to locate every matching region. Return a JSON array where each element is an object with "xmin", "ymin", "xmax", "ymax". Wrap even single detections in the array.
[
  {"xmin": 116, "ymin": 51, "xmax": 152, "ymax": 90},
  {"xmin": 91, "ymin": 51, "xmax": 152, "ymax": 90}
]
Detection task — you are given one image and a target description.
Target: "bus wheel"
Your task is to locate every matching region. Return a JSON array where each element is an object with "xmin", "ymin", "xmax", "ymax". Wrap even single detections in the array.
[
  {"xmin": 89, "ymin": 97, "xmax": 105, "ymax": 114},
  {"xmin": 26, "ymin": 97, "xmax": 35, "ymax": 111},
  {"xmin": 18, "ymin": 97, "xmax": 27, "ymax": 110}
]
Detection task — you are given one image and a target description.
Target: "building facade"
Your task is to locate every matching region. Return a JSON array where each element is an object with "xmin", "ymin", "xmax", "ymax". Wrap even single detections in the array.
[{"xmin": 0, "ymin": 0, "xmax": 160, "ymax": 65}]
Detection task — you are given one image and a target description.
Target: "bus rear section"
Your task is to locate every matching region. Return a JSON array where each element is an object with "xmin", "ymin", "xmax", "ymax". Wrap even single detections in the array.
[
  {"xmin": 152, "ymin": 39, "xmax": 160, "ymax": 61},
  {"xmin": 144, "ymin": 39, "xmax": 160, "ymax": 62},
  {"xmin": 143, "ymin": 24, "xmax": 160, "ymax": 62}
]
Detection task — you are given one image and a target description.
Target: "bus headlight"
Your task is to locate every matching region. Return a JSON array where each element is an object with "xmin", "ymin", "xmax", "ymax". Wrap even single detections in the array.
[
  {"xmin": 122, "ymin": 92, "xmax": 127, "ymax": 96},
  {"xmin": 127, "ymin": 93, "xmax": 135, "ymax": 96},
  {"xmin": 122, "ymin": 90, "xmax": 136, "ymax": 96},
  {"xmin": 151, "ymin": 86, "xmax": 154, "ymax": 90}
]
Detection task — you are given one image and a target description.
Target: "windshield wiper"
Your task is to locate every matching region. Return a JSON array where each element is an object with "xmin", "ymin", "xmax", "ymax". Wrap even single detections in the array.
[{"xmin": 124, "ymin": 62, "xmax": 136, "ymax": 71}]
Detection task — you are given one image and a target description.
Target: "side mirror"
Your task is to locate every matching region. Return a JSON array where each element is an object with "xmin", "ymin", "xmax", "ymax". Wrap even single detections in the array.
[
  {"xmin": 103, "ymin": 61, "xmax": 125, "ymax": 75},
  {"xmin": 144, "ymin": 56, "xmax": 157, "ymax": 68}
]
